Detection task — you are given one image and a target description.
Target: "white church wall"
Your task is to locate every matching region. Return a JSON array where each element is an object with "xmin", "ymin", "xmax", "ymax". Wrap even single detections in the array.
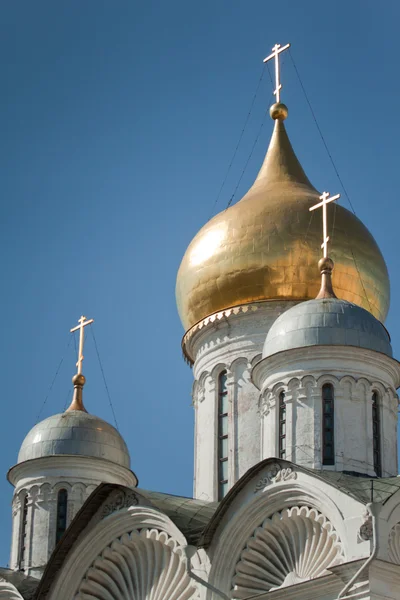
[
  {"xmin": 188, "ymin": 301, "xmax": 297, "ymax": 501},
  {"xmin": 8, "ymin": 455, "xmax": 136, "ymax": 578},
  {"xmin": 193, "ymin": 371, "xmax": 217, "ymax": 500},
  {"xmin": 253, "ymin": 346, "xmax": 400, "ymax": 476}
]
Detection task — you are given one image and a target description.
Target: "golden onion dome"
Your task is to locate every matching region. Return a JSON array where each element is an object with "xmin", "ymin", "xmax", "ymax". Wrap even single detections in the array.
[{"xmin": 176, "ymin": 104, "xmax": 390, "ymax": 332}]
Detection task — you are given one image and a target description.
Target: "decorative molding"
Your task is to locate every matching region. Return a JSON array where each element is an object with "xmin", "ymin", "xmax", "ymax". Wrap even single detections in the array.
[
  {"xmin": 232, "ymin": 506, "xmax": 343, "ymax": 598},
  {"xmin": 182, "ymin": 302, "xmax": 263, "ymax": 365},
  {"xmin": 259, "ymin": 390, "xmax": 274, "ymax": 417},
  {"xmin": 389, "ymin": 523, "xmax": 400, "ymax": 564},
  {"xmin": 254, "ymin": 464, "xmax": 297, "ymax": 492},
  {"xmin": 100, "ymin": 489, "xmax": 139, "ymax": 519},
  {"xmin": 358, "ymin": 513, "xmax": 373, "ymax": 541},
  {"xmin": 0, "ymin": 580, "xmax": 24, "ymax": 600},
  {"xmin": 75, "ymin": 528, "xmax": 200, "ymax": 600},
  {"xmin": 252, "ymin": 345, "xmax": 400, "ymax": 394}
]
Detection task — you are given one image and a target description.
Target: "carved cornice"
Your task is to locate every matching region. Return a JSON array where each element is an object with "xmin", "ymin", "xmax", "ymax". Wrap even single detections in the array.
[
  {"xmin": 0, "ymin": 579, "xmax": 24, "ymax": 599},
  {"xmin": 8, "ymin": 454, "xmax": 137, "ymax": 489},
  {"xmin": 254, "ymin": 464, "xmax": 297, "ymax": 492},
  {"xmin": 100, "ymin": 489, "xmax": 139, "ymax": 519},
  {"xmin": 252, "ymin": 345, "xmax": 400, "ymax": 391},
  {"xmin": 182, "ymin": 303, "xmax": 262, "ymax": 365}
]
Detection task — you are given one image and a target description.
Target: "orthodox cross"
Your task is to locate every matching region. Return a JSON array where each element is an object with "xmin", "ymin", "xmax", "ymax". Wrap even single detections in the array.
[
  {"xmin": 70, "ymin": 315, "xmax": 94, "ymax": 375},
  {"xmin": 309, "ymin": 191, "xmax": 340, "ymax": 258},
  {"xmin": 263, "ymin": 43, "xmax": 291, "ymax": 103}
]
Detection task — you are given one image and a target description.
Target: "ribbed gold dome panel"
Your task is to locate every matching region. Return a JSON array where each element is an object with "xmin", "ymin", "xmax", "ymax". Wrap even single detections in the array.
[{"xmin": 176, "ymin": 116, "xmax": 390, "ymax": 332}]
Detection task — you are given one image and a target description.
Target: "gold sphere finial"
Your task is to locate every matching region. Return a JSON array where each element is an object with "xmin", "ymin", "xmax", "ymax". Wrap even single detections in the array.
[
  {"xmin": 318, "ymin": 256, "xmax": 334, "ymax": 274},
  {"xmin": 72, "ymin": 373, "xmax": 86, "ymax": 387},
  {"xmin": 270, "ymin": 102, "xmax": 288, "ymax": 120}
]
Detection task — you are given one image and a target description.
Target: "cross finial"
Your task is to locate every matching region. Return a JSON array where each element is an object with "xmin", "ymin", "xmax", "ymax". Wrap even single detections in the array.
[
  {"xmin": 263, "ymin": 43, "xmax": 290, "ymax": 103},
  {"xmin": 70, "ymin": 315, "xmax": 94, "ymax": 375},
  {"xmin": 309, "ymin": 191, "xmax": 340, "ymax": 258}
]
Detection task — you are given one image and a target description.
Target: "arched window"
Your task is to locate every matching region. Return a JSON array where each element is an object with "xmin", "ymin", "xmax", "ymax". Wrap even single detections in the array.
[
  {"xmin": 56, "ymin": 489, "xmax": 68, "ymax": 544},
  {"xmin": 19, "ymin": 494, "xmax": 29, "ymax": 568},
  {"xmin": 322, "ymin": 384, "xmax": 335, "ymax": 466},
  {"xmin": 218, "ymin": 371, "xmax": 229, "ymax": 500},
  {"xmin": 278, "ymin": 391, "xmax": 286, "ymax": 459},
  {"xmin": 372, "ymin": 391, "xmax": 382, "ymax": 477}
]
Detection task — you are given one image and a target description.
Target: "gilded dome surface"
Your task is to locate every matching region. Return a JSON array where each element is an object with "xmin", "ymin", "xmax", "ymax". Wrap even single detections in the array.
[{"xmin": 176, "ymin": 115, "xmax": 389, "ymax": 331}]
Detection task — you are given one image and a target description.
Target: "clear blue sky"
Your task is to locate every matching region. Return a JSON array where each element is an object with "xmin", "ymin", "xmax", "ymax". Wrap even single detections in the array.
[{"xmin": 0, "ymin": 1, "xmax": 399, "ymax": 566}]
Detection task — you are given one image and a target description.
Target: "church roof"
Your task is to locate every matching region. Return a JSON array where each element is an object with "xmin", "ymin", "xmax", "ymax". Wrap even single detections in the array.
[
  {"xmin": 139, "ymin": 489, "xmax": 219, "ymax": 545},
  {"xmin": 262, "ymin": 297, "xmax": 393, "ymax": 359},
  {"xmin": 200, "ymin": 458, "xmax": 400, "ymax": 547},
  {"xmin": 313, "ymin": 470, "xmax": 400, "ymax": 504},
  {"xmin": 17, "ymin": 410, "xmax": 131, "ymax": 469}
]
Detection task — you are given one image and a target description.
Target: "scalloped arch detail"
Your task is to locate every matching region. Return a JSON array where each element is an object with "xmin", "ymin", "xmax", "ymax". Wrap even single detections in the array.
[
  {"xmin": 389, "ymin": 523, "xmax": 400, "ymax": 564},
  {"xmin": 232, "ymin": 506, "xmax": 344, "ymax": 598},
  {"xmin": 75, "ymin": 528, "xmax": 200, "ymax": 600},
  {"xmin": 0, "ymin": 580, "xmax": 23, "ymax": 600}
]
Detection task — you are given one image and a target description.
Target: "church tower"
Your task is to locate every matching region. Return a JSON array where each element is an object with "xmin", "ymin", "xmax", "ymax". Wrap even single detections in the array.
[
  {"xmin": 3, "ymin": 42, "xmax": 400, "ymax": 600},
  {"xmin": 175, "ymin": 44, "xmax": 394, "ymax": 502},
  {"xmin": 7, "ymin": 317, "xmax": 137, "ymax": 579}
]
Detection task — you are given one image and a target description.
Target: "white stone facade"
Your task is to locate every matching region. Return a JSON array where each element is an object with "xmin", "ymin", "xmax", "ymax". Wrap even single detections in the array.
[
  {"xmin": 187, "ymin": 300, "xmax": 298, "ymax": 501},
  {"xmin": 187, "ymin": 299, "xmax": 400, "ymax": 502},
  {"xmin": 253, "ymin": 346, "xmax": 400, "ymax": 476},
  {"xmin": 8, "ymin": 455, "xmax": 136, "ymax": 579},
  {"xmin": 19, "ymin": 463, "xmax": 400, "ymax": 600}
]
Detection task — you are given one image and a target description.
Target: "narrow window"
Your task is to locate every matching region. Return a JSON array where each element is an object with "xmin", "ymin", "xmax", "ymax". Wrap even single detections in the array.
[
  {"xmin": 56, "ymin": 489, "xmax": 68, "ymax": 544},
  {"xmin": 278, "ymin": 391, "xmax": 286, "ymax": 459},
  {"xmin": 218, "ymin": 371, "xmax": 229, "ymax": 500},
  {"xmin": 19, "ymin": 495, "xmax": 29, "ymax": 568},
  {"xmin": 322, "ymin": 384, "xmax": 335, "ymax": 466},
  {"xmin": 372, "ymin": 392, "xmax": 382, "ymax": 477}
]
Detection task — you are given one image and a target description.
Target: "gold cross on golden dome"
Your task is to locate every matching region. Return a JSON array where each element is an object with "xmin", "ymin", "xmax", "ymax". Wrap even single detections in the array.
[
  {"xmin": 309, "ymin": 191, "xmax": 341, "ymax": 258},
  {"xmin": 70, "ymin": 315, "xmax": 94, "ymax": 375},
  {"xmin": 263, "ymin": 43, "xmax": 291, "ymax": 103}
]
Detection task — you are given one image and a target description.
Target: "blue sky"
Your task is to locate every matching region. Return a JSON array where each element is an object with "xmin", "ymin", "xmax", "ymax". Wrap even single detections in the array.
[{"xmin": 0, "ymin": 1, "xmax": 399, "ymax": 566}]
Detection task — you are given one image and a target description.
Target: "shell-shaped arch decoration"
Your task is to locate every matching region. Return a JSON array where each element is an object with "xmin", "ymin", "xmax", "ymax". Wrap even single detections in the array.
[
  {"xmin": 75, "ymin": 528, "xmax": 200, "ymax": 600},
  {"xmin": 0, "ymin": 579, "xmax": 24, "ymax": 600},
  {"xmin": 232, "ymin": 506, "xmax": 344, "ymax": 598},
  {"xmin": 389, "ymin": 523, "xmax": 400, "ymax": 564}
]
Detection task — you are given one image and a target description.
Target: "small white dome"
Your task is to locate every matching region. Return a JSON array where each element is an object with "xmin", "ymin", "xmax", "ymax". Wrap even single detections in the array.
[
  {"xmin": 263, "ymin": 298, "xmax": 392, "ymax": 359},
  {"xmin": 18, "ymin": 410, "xmax": 130, "ymax": 468}
]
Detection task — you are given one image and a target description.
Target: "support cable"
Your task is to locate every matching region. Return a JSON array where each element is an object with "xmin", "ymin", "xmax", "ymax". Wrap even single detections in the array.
[
  {"xmin": 224, "ymin": 63, "xmax": 274, "ymax": 210},
  {"xmin": 225, "ymin": 114, "xmax": 267, "ymax": 210},
  {"xmin": 289, "ymin": 49, "xmax": 372, "ymax": 312},
  {"xmin": 63, "ymin": 388, "xmax": 72, "ymax": 412},
  {"xmin": 288, "ymin": 50, "xmax": 356, "ymax": 216},
  {"xmin": 209, "ymin": 65, "xmax": 266, "ymax": 218},
  {"xmin": 36, "ymin": 335, "xmax": 72, "ymax": 422},
  {"xmin": 90, "ymin": 326, "xmax": 119, "ymax": 431}
]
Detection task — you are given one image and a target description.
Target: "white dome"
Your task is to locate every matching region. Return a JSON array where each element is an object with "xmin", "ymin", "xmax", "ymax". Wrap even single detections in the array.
[
  {"xmin": 263, "ymin": 298, "xmax": 392, "ymax": 359},
  {"xmin": 18, "ymin": 410, "xmax": 130, "ymax": 468}
]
